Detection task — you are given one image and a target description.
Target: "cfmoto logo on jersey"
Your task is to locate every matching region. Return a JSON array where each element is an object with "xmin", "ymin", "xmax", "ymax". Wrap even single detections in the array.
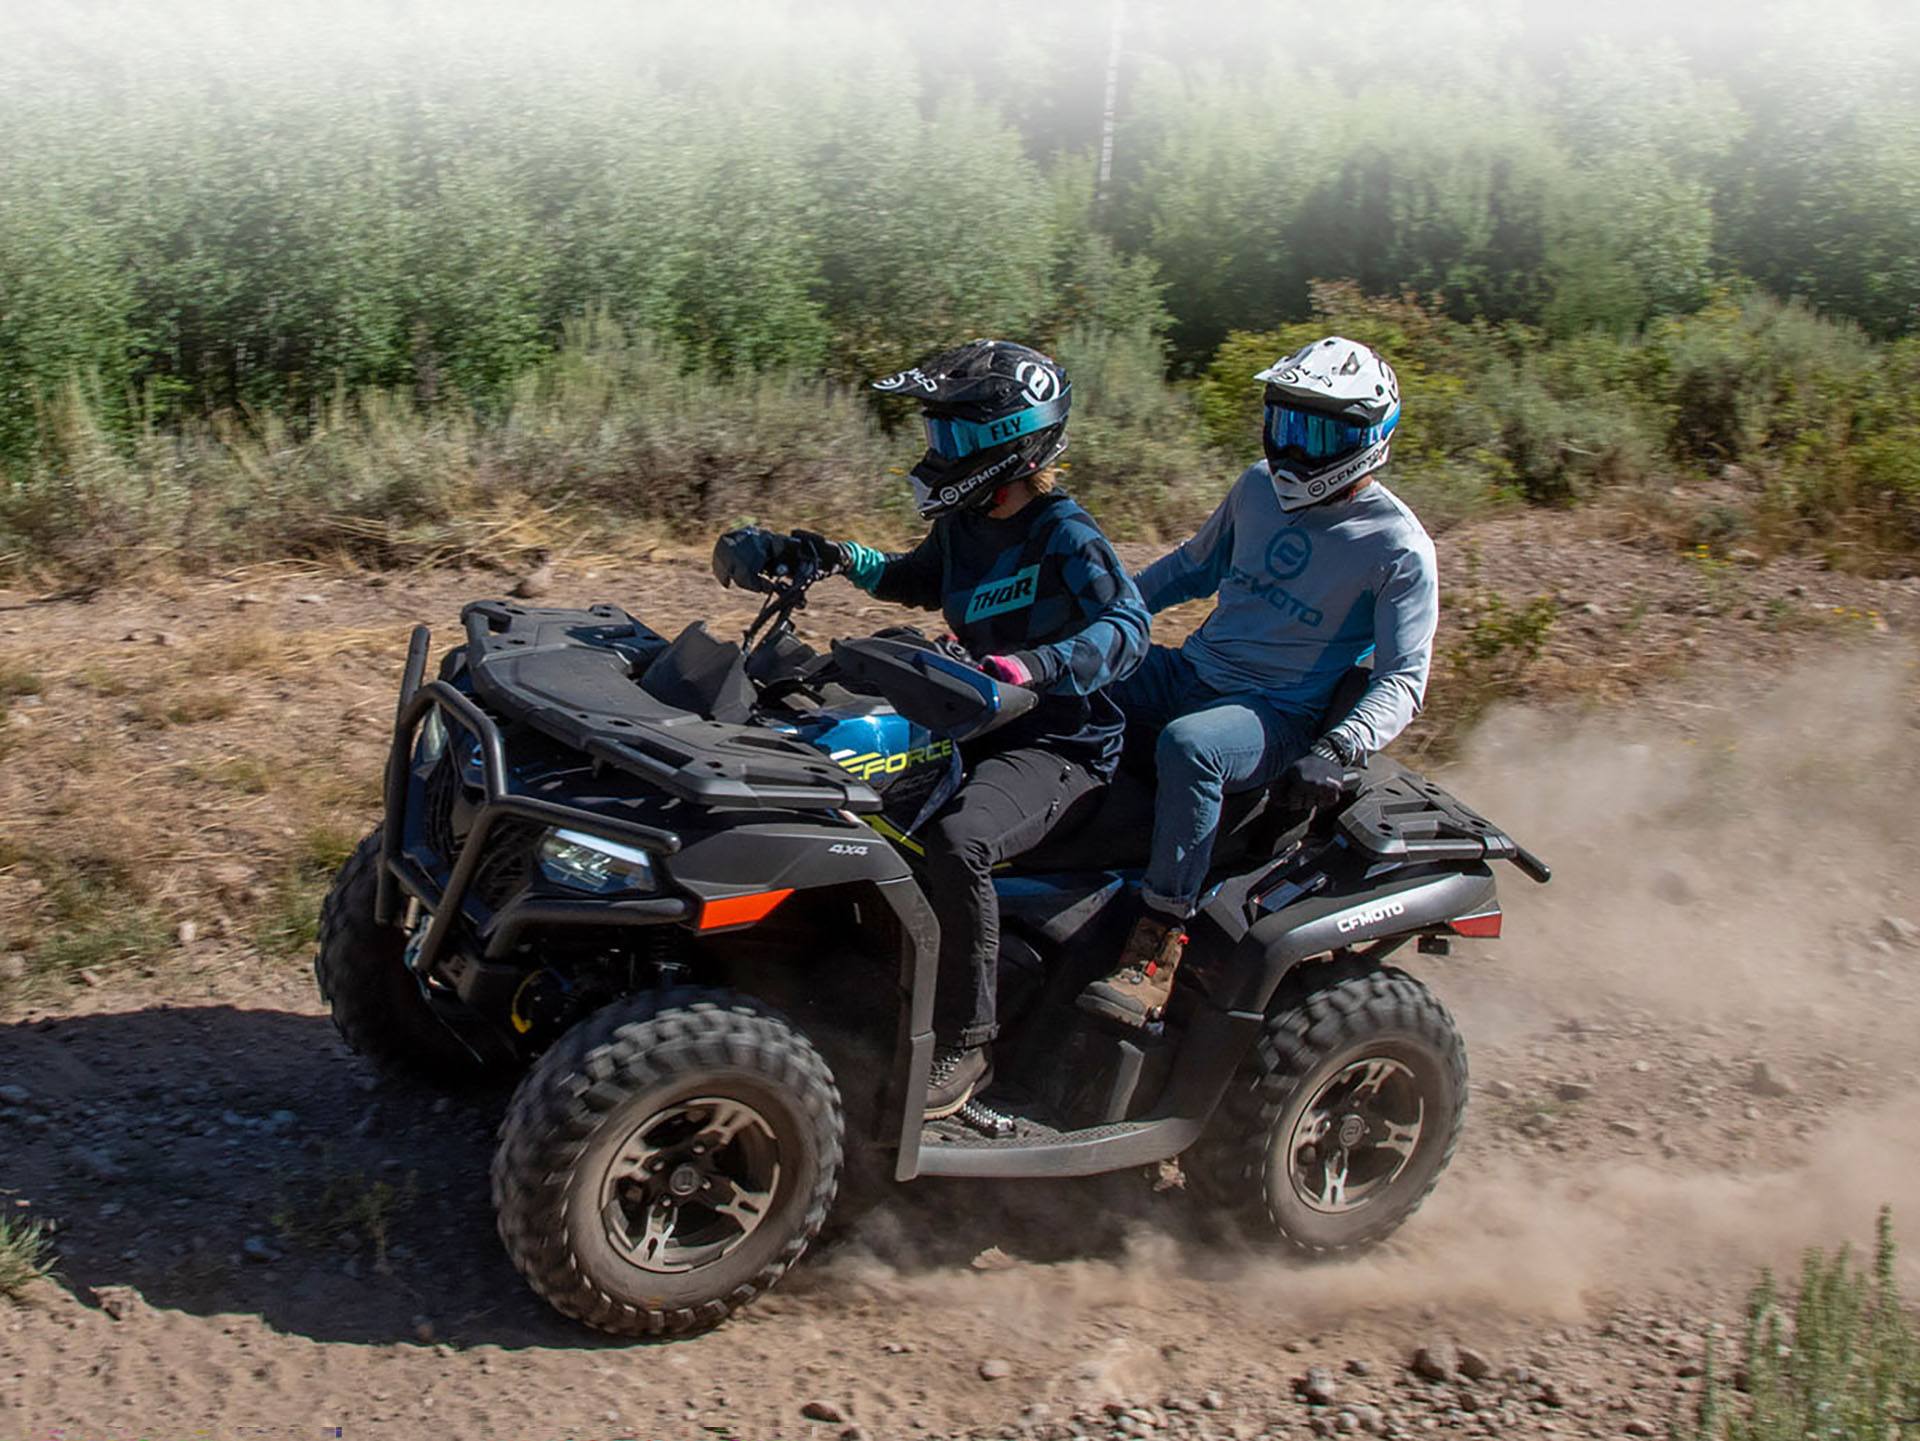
[
  {"xmin": 1265, "ymin": 528, "xmax": 1313, "ymax": 581},
  {"xmin": 1015, "ymin": 361, "xmax": 1059, "ymax": 405}
]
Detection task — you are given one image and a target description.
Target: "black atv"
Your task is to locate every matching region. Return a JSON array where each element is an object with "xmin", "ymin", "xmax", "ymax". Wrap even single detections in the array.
[{"xmin": 314, "ymin": 562, "xmax": 1548, "ymax": 1337}]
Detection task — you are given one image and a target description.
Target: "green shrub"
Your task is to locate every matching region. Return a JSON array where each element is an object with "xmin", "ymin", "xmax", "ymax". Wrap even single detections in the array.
[
  {"xmin": 1048, "ymin": 325, "xmax": 1213, "ymax": 537},
  {"xmin": 1682, "ymin": 1207, "xmax": 1918, "ymax": 1440}
]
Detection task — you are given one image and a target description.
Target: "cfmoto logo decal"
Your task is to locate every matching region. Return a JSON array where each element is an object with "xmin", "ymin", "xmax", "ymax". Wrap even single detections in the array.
[
  {"xmin": 1265, "ymin": 527, "xmax": 1313, "ymax": 581},
  {"xmin": 1335, "ymin": 898, "xmax": 1407, "ymax": 934},
  {"xmin": 964, "ymin": 565, "xmax": 1040, "ymax": 621},
  {"xmin": 1015, "ymin": 360, "xmax": 1058, "ymax": 405}
]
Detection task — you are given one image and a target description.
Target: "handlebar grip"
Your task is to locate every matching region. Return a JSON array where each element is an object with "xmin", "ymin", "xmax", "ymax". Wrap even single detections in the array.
[{"xmin": 1512, "ymin": 846, "xmax": 1553, "ymax": 884}]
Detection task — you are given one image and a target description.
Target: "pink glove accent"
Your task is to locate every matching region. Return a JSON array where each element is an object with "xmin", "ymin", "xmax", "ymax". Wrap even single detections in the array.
[{"xmin": 980, "ymin": 654, "xmax": 1033, "ymax": 687}]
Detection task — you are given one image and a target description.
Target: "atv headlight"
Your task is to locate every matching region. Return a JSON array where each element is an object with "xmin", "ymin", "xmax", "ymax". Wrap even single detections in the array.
[
  {"xmin": 416, "ymin": 706, "xmax": 448, "ymax": 765},
  {"xmin": 536, "ymin": 829, "xmax": 658, "ymax": 895}
]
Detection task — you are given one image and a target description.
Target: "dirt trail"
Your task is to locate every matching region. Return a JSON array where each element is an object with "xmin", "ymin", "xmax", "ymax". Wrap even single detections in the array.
[{"xmin": 2, "ymin": 520, "xmax": 1919, "ymax": 1440}]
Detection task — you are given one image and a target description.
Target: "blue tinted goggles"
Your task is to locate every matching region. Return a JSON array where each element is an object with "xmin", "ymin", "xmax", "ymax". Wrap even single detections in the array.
[
  {"xmin": 923, "ymin": 389, "xmax": 1071, "ymax": 460},
  {"xmin": 1264, "ymin": 402, "xmax": 1397, "ymax": 461}
]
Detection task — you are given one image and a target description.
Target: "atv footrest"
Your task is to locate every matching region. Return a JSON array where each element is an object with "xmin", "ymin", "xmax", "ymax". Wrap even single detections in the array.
[{"xmin": 915, "ymin": 1102, "xmax": 1204, "ymax": 1180}]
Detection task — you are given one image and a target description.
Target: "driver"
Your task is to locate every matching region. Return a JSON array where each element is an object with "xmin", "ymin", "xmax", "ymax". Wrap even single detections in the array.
[
  {"xmin": 715, "ymin": 339, "xmax": 1148, "ymax": 1118},
  {"xmin": 1077, "ymin": 336, "xmax": 1439, "ymax": 1028}
]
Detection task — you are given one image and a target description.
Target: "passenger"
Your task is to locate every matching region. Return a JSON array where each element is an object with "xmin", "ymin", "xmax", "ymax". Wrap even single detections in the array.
[
  {"xmin": 1078, "ymin": 337, "xmax": 1439, "ymax": 1028},
  {"xmin": 716, "ymin": 339, "xmax": 1148, "ymax": 1116}
]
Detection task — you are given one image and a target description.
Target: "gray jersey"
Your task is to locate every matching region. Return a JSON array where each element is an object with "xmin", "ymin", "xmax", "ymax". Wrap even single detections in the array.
[{"xmin": 1133, "ymin": 465, "xmax": 1438, "ymax": 760}]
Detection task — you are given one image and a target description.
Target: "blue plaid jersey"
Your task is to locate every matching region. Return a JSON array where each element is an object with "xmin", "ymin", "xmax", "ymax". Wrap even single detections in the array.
[{"xmin": 851, "ymin": 493, "xmax": 1148, "ymax": 776}]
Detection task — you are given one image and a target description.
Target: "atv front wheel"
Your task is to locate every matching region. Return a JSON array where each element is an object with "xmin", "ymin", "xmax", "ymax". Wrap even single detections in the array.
[
  {"xmin": 492, "ymin": 989, "xmax": 843, "ymax": 1337},
  {"xmin": 1188, "ymin": 959, "xmax": 1467, "ymax": 1254},
  {"xmin": 313, "ymin": 828, "xmax": 490, "ymax": 1088}
]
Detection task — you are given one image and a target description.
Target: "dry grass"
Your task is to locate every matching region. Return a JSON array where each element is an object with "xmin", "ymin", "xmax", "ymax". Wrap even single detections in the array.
[{"xmin": 0, "ymin": 1214, "xmax": 56, "ymax": 1300}]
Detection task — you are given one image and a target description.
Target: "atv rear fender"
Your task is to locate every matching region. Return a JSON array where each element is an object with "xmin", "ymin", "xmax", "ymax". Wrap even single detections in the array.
[{"xmin": 1216, "ymin": 863, "xmax": 1499, "ymax": 1014}]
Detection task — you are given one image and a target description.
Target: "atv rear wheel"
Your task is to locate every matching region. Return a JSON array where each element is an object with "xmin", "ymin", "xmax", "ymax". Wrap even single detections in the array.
[
  {"xmin": 313, "ymin": 828, "xmax": 490, "ymax": 1088},
  {"xmin": 492, "ymin": 989, "xmax": 842, "ymax": 1337},
  {"xmin": 1188, "ymin": 959, "xmax": 1466, "ymax": 1254}
]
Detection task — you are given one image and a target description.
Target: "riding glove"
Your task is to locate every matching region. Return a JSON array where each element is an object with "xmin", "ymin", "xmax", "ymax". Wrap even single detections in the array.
[{"xmin": 1280, "ymin": 750, "xmax": 1348, "ymax": 809}]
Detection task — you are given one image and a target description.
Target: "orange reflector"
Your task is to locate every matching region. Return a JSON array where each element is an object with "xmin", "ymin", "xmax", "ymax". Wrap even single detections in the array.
[
  {"xmin": 697, "ymin": 889, "xmax": 794, "ymax": 930},
  {"xmin": 1451, "ymin": 911, "xmax": 1503, "ymax": 939}
]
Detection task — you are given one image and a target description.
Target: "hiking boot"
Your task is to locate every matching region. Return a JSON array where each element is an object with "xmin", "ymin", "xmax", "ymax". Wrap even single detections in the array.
[
  {"xmin": 924, "ymin": 1044, "xmax": 991, "ymax": 1119},
  {"xmin": 1077, "ymin": 912, "xmax": 1188, "ymax": 1027}
]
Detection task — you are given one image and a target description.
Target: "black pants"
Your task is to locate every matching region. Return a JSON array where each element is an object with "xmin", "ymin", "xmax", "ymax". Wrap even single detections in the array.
[{"xmin": 921, "ymin": 747, "xmax": 1103, "ymax": 1048}]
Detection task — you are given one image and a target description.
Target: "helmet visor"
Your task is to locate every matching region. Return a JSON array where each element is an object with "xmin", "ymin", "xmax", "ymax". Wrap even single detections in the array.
[
  {"xmin": 923, "ymin": 389, "xmax": 1071, "ymax": 460},
  {"xmin": 1264, "ymin": 402, "xmax": 1396, "ymax": 463}
]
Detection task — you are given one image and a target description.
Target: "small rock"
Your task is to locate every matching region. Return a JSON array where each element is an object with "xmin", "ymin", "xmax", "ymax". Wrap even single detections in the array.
[
  {"xmin": 241, "ymin": 1235, "xmax": 280, "ymax": 1264},
  {"xmin": 1344, "ymin": 1359, "xmax": 1373, "ymax": 1377},
  {"xmin": 1553, "ymin": 1081, "xmax": 1593, "ymax": 1102},
  {"xmin": 978, "ymin": 1357, "xmax": 1012, "ymax": 1381},
  {"xmin": 74, "ymin": 1146, "xmax": 127, "ymax": 1182},
  {"xmin": 1455, "ymin": 1347, "xmax": 1493, "ymax": 1381},
  {"xmin": 176, "ymin": 919, "xmax": 199, "ymax": 946},
  {"xmin": 511, "ymin": 556, "xmax": 555, "ymax": 600},
  {"xmin": 801, "ymin": 1400, "xmax": 849, "ymax": 1424},
  {"xmin": 0, "ymin": 1083, "xmax": 30, "ymax": 1105},
  {"xmin": 1483, "ymin": 1079, "xmax": 1515, "ymax": 1099},
  {"xmin": 77, "ymin": 967, "xmax": 103, "ymax": 988},
  {"xmin": 1346, "ymin": 1403, "xmax": 1384, "ymax": 1434},
  {"xmin": 93, "ymin": 1284, "xmax": 146, "ymax": 1319},
  {"xmin": 154, "ymin": 631, "xmax": 182, "ymax": 647},
  {"xmin": 1298, "ymin": 1366, "xmax": 1339, "ymax": 1405},
  {"xmin": 970, "ymin": 1245, "xmax": 1017, "ymax": 1271},
  {"xmin": 1411, "ymin": 1340, "xmax": 1459, "ymax": 1383},
  {"xmin": 234, "ymin": 593, "xmax": 267, "ymax": 607},
  {"xmin": 1202, "ymin": 1390, "xmax": 1226, "ymax": 1411},
  {"xmin": 293, "ymin": 593, "xmax": 326, "ymax": 605},
  {"xmin": 1607, "ymin": 1120, "xmax": 1644, "ymax": 1138},
  {"xmin": 411, "ymin": 1315, "xmax": 435, "ymax": 1343},
  {"xmin": 1745, "ymin": 1061, "xmax": 1795, "ymax": 1098},
  {"xmin": 0, "ymin": 954, "xmax": 25, "ymax": 982},
  {"xmin": 1879, "ymin": 916, "xmax": 1919, "ymax": 949},
  {"xmin": 1630, "ymin": 1059, "xmax": 1652, "ymax": 1073},
  {"xmin": 1624, "ymin": 1421, "xmax": 1657, "ymax": 1438}
]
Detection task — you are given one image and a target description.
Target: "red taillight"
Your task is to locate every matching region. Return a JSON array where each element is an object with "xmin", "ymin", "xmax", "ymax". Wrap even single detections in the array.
[
  {"xmin": 697, "ymin": 889, "xmax": 794, "ymax": 931},
  {"xmin": 1451, "ymin": 910, "xmax": 1503, "ymax": 938}
]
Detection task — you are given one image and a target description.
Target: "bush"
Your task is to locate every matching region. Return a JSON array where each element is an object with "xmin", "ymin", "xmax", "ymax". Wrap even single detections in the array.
[
  {"xmin": 1681, "ymin": 1207, "xmax": 1918, "ymax": 1440},
  {"xmin": 1049, "ymin": 325, "xmax": 1213, "ymax": 537}
]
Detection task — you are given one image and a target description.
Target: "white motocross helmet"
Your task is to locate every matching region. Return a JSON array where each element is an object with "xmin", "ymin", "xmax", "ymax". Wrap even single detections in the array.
[{"xmin": 1253, "ymin": 336, "xmax": 1401, "ymax": 511}]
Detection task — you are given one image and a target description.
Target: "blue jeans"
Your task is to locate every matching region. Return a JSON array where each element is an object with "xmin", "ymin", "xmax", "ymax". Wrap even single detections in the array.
[{"xmin": 1114, "ymin": 645, "xmax": 1313, "ymax": 917}]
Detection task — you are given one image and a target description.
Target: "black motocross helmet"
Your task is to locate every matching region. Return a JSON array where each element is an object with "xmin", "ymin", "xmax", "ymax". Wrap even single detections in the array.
[{"xmin": 871, "ymin": 339, "xmax": 1071, "ymax": 519}]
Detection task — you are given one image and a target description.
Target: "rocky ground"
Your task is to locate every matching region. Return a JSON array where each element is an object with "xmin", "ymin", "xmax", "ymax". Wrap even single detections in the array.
[{"xmin": 2, "ymin": 506, "xmax": 1918, "ymax": 1440}]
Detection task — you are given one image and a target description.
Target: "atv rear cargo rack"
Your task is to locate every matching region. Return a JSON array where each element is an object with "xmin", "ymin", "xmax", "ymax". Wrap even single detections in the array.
[{"xmin": 1340, "ymin": 760, "xmax": 1552, "ymax": 883}]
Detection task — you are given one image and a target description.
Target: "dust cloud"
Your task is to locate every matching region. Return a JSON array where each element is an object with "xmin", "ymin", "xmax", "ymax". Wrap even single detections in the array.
[{"xmin": 822, "ymin": 646, "xmax": 1920, "ymax": 1334}]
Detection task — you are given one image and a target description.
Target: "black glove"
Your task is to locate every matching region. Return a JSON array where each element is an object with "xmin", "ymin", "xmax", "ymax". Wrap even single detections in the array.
[
  {"xmin": 712, "ymin": 526, "xmax": 783, "ymax": 593},
  {"xmin": 789, "ymin": 530, "xmax": 849, "ymax": 577},
  {"xmin": 711, "ymin": 528, "xmax": 846, "ymax": 593},
  {"xmin": 1279, "ymin": 750, "xmax": 1349, "ymax": 809}
]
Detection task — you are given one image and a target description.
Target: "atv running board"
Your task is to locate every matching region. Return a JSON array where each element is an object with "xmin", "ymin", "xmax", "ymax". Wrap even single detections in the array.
[
  {"xmin": 915, "ymin": 1113, "xmax": 1207, "ymax": 1179},
  {"xmin": 896, "ymin": 1003, "xmax": 1263, "ymax": 1181}
]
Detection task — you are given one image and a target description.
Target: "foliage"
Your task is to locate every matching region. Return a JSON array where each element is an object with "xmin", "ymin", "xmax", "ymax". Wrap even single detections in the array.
[
  {"xmin": 1679, "ymin": 1207, "xmax": 1918, "ymax": 1440},
  {"xmin": 0, "ymin": 1214, "xmax": 56, "ymax": 1300},
  {"xmin": 3, "ymin": 2, "xmax": 1920, "ymax": 572}
]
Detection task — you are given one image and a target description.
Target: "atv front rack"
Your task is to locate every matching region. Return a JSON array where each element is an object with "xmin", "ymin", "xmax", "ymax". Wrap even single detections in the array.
[{"xmin": 376, "ymin": 659, "xmax": 692, "ymax": 987}]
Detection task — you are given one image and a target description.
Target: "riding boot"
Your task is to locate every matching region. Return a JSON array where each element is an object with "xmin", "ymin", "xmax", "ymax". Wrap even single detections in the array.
[{"xmin": 1077, "ymin": 911, "xmax": 1188, "ymax": 1027}]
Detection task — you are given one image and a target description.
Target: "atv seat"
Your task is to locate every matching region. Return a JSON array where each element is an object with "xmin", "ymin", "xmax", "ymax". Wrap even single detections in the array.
[{"xmin": 1005, "ymin": 663, "xmax": 1373, "ymax": 876}]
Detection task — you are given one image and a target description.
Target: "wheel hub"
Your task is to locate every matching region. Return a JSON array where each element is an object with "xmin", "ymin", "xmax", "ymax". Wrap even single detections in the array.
[
  {"xmin": 1283, "ymin": 1056, "xmax": 1426, "ymax": 1216},
  {"xmin": 597, "ymin": 1096, "xmax": 783, "ymax": 1274}
]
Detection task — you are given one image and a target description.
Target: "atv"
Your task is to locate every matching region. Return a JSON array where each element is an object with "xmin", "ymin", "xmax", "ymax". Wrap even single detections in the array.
[{"xmin": 314, "ymin": 558, "xmax": 1549, "ymax": 1337}]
